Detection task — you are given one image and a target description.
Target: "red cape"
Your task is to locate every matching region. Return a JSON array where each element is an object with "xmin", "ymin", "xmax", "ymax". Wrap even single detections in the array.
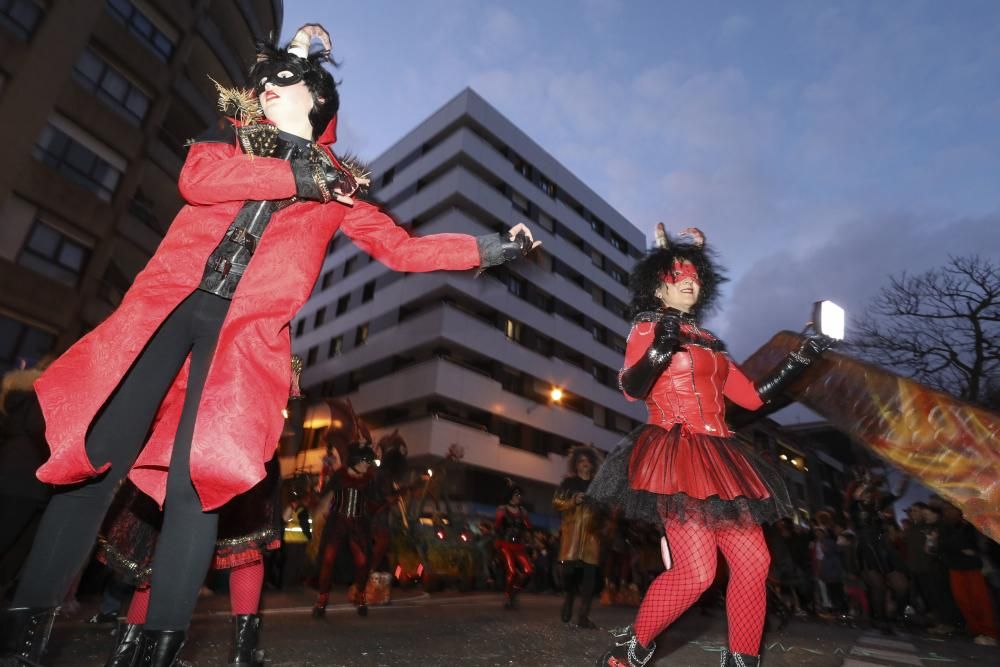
[{"xmin": 35, "ymin": 120, "xmax": 479, "ymax": 510}]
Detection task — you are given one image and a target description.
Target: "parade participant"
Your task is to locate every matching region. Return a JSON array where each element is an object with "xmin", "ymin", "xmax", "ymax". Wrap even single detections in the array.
[
  {"xmin": 0, "ymin": 23, "xmax": 538, "ymax": 667},
  {"xmin": 313, "ymin": 443, "xmax": 378, "ymax": 618},
  {"xmin": 495, "ymin": 479, "xmax": 534, "ymax": 609},
  {"xmin": 553, "ymin": 446, "xmax": 603, "ymax": 628},
  {"xmin": 100, "ymin": 355, "xmax": 301, "ymax": 667},
  {"xmin": 368, "ymin": 431, "xmax": 409, "ymax": 604},
  {"xmin": 589, "ymin": 226, "xmax": 834, "ymax": 667}
]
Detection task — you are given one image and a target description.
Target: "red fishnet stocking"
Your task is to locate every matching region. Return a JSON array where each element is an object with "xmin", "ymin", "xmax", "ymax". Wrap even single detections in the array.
[
  {"xmin": 634, "ymin": 520, "xmax": 717, "ymax": 647},
  {"xmin": 633, "ymin": 521, "xmax": 769, "ymax": 656},
  {"xmin": 229, "ymin": 559, "xmax": 264, "ymax": 615},
  {"xmin": 716, "ymin": 524, "xmax": 769, "ymax": 655},
  {"xmin": 126, "ymin": 586, "xmax": 151, "ymax": 624}
]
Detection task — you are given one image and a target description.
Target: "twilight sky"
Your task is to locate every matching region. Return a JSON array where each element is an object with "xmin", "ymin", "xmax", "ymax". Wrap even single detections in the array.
[{"xmin": 283, "ymin": 1, "xmax": 1000, "ymax": 419}]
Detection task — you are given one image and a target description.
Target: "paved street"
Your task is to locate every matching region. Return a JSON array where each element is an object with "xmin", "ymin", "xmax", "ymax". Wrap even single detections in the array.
[{"xmin": 42, "ymin": 589, "xmax": 999, "ymax": 666}]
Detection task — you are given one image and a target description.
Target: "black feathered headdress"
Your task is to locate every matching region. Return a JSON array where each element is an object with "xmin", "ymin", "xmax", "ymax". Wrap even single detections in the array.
[
  {"xmin": 627, "ymin": 224, "xmax": 727, "ymax": 319},
  {"xmin": 249, "ymin": 24, "xmax": 339, "ymax": 142}
]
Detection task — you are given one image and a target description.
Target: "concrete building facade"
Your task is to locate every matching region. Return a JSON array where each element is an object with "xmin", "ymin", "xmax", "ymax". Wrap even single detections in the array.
[
  {"xmin": 0, "ymin": 0, "xmax": 282, "ymax": 367},
  {"xmin": 293, "ymin": 88, "xmax": 647, "ymax": 513}
]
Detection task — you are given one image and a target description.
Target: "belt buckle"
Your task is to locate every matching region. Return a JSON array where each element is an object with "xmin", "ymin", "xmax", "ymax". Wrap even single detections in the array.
[{"xmin": 215, "ymin": 257, "xmax": 232, "ymax": 277}]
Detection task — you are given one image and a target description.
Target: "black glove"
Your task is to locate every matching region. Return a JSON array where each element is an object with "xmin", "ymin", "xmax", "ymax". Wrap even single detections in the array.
[
  {"xmin": 291, "ymin": 160, "xmax": 359, "ymax": 203},
  {"xmin": 620, "ymin": 312, "xmax": 682, "ymax": 400},
  {"xmin": 477, "ymin": 231, "xmax": 534, "ymax": 268},
  {"xmin": 755, "ymin": 334, "xmax": 836, "ymax": 403}
]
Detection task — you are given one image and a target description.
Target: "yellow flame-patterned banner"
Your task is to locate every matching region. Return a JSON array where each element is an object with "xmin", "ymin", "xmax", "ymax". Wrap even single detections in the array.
[{"xmin": 740, "ymin": 332, "xmax": 1000, "ymax": 543}]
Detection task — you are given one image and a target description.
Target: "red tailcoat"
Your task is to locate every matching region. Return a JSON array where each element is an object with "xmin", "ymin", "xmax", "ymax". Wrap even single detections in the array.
[{"xmin": 35, "ymin": 121, "xmax": 480, "ymax": 510}]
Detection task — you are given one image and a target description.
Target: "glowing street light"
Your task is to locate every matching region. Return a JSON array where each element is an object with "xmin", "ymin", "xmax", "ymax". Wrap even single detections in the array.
[{"xmin": 550, "ymin": 387, "xmax": 564, "ymax": 402}]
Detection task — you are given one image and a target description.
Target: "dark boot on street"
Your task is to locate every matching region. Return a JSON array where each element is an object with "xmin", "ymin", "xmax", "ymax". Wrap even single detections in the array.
[
  {"xmin": 134, "ymin": 630, "xmax": 186, "ymax": 667},
  {"xmin": 597, "ymin": 628, "xmax": 655, "ymax": 667},
  {"xmin": 312, "ymin": 593, "xmax": 328, "ymax": 618},
  {"xmin": 356, "ymin": 591, "xmax": 368, "ymax": 617},
  {"xmin": 725, "ymin": 649, "xmax": 760, "ymax": 667},
  {"xmin": 228, "ymin": 614, "xmax": 263, "ymax": 667},
  {"xmin": 560, "ymin": 591, "xmax": 575, "ymax": 623},
  {"xmin": 575, "ymin": 594, "xmax": 597, "ymax": 629},
  {"xmin": 0, "ymin": 606, "xmax": 58, "ymax": 666},
  {"xmin": 104, "ymin": 622, "xmax": 142, "ymax": 667}
]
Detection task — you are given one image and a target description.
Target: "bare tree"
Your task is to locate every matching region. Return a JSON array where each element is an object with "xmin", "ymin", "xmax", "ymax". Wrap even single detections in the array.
[{"xmin": 850, "ymin": 255, "xmax": 999, "ymax": 406}]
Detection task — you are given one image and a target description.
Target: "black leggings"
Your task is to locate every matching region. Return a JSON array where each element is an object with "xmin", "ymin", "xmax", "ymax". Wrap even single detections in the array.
[{"xmin": 14, "ymin": 291, "xmax": 229, "ymax": 630}]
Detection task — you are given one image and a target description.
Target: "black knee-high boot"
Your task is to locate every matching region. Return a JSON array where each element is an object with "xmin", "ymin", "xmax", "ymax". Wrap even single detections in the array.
[
  {"xmin": 0, "ymin": 607, "xmax": 58, "ymax": 666},
  {"xmin": 228, "ymin": 615, "xmax": 263, "ymax": 667},
  {"xmin": 105, "ymin": 622, "xmax": 142, "ymax": 667}
]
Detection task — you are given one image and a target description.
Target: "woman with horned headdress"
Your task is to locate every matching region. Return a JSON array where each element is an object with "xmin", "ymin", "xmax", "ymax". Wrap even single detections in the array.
[
  {"xmin": 0, "ymin": 24, "xmax": 538, "ymax": 666},
  {"xmin": 591, "ymin": 226, "xmax": 834, "ymax": 667}
]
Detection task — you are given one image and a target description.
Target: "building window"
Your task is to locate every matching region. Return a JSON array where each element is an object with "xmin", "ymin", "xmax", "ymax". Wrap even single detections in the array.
[
  {"xmin": 538, "ymin": 174, "xmax": 556, "ymax": 198},
  {"xmin": 327, "ymin": 236, "xmax": 340, "ymax": 255},
  {"xmin": 328, "ymin": 335, "xmax": 342, "ymax": 357},
  {"xmin": 590, "ymin": 217, "xmax": 605, "ymax": 235},
  {"xmin": 507, "ymin": 275, "xmax": 523, "ymax": 297},
  {"xmin": 0, "ymin": 0, "xmax": 43, "ymax": 39},
  {"xmin": 609, "ymin": 231, "xmax": 626, "ymax": 253},
  {"xmin": 381, "ymin": 167, "xmax": 394, "ymax": 187},
  {"xmin": 355, "ymin": 323, "xmax": 369, "ymax": 346},
  {"xmin": 305, "ymin": 346, "xmax": 317, "ymax": 367},
  {"xmin": 17, "ymin": 220, "xmax": 90, "ymax": 286},
  {"xmin": 294, "ymin": 319, "xmax": 305, "ymax": 338},
  {"xmin": 320, "ymin": 271, "xmax": 334, "ymax": 290},
  {"xmin": 510, "ymin": 191, "xmax": 529, "ymax": 217},
  {"xmin": 343, "ymin": 256, "xmax": 356, "ymax": 277},
  {"xmin": 608, "ymin": 266, "xmax": 626, "ymax": 285},
  {"xmin": 362, "ymin": 280, "xmax": 375, "ymax": 303},
  {"xmin": 335, "ymin": 294, "xmax": 350, "ymax": 315},
  {"xmin": 504, "ymin": 318, "xmax": 522, "ymax": 342},
  {"xmin": 33, "ymin": 122, "xmax": 124, "ymax": 201},
  {"xmin": 73, "ymin": 48, "xmax": 151, "ymax": 125},
  {"xmin": 0, "ymin": 315, "xmax": 54, "ymax": 370},
  {"xmin": 106, "ymin": 0, "xmax": 175, "ymax": 62},
  {"xmin": 313, "ymin": 307, "xmax": 326, "ymax": 328}
]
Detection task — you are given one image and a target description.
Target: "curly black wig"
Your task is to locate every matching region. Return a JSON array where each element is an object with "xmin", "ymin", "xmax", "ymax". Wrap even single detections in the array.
[
  {"xmin": 567, "ymin": 445, "xmax": 601, "ymax": 476},
  {"xmin": 627, "ymin": 232, "xmax": 727, "ymax": 319},
  {"xmin": 249, "ymin": 28, "xmax": 339, "ymax": 141}
]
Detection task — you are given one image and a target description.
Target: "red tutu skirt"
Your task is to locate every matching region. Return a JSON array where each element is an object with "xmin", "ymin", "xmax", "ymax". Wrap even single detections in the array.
[
  {"xmin": 588, "ymin": 424, "xmax": 792, "ymax": 529},
  {"xmin": 628, "ymin": 425, "xmax": 771, "ymax": 500}
]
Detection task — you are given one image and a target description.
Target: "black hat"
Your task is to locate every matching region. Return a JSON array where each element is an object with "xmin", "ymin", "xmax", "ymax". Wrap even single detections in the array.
[{"xmin": 346, "ymin": 443, "xmax": 376, "ymax": 469}]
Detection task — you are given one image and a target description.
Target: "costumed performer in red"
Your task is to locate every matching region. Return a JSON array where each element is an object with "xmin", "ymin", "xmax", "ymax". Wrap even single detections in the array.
[
  {"xmin": 0, "ymin": 24, "xmax": 538, "ymax": 667},
  {"xmin": 495, "ymin": 479, "xmax": 534, "ymax": 610},
  {"xmin": 590, "ymin": 226, "xmax": 834, "ymax": 667}
]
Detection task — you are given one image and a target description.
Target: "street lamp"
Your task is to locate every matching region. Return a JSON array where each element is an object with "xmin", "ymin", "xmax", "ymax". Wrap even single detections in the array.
[{"xmin": 527, "ymin": 386, "xmax": 565, "ymax": 414}]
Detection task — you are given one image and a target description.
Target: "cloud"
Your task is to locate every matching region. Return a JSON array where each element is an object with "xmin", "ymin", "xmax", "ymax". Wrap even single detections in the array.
[{"xmin": 714, "ymin": 211, "xmax": 1000, "ymax": 361}]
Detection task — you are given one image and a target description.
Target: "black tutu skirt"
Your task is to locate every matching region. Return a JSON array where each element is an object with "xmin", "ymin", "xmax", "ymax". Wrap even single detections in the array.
[
  {"xmin": 98, "ymin": 457, "xmax": 283, "ymax": 585},
  {"xmin": 586, "ymin": 424, "xmax": 793, "ymax": 531}
]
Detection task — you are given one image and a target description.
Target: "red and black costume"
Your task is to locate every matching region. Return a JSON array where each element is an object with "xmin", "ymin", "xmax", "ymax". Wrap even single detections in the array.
[
  {"xmin": 590, "ymin": 227, "xmax": 833, "ymax": 667},
  {"xmin": 495, "ymin": 483, "xmax": 534, "ymax": 608},
  {"xmin": 314, "ymin": 445, "xmax": 378, "ymax": 617},
  {"xmin": 1, "ymin": 23, "xmax": 536, "ymax": 667}
]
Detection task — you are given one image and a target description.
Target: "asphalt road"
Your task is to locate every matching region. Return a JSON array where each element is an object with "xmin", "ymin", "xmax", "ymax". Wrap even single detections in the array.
[{"xmin": 43, "ymin": 589, "xmax": 999, "ymax": 666}]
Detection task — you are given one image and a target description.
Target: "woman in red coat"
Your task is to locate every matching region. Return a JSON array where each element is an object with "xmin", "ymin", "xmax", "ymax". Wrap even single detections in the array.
[
  {"xmin": 0, "ymin": 25, "xmax": 536, "ymax": 667},
  {"xmin": 590, "ymin": 227, "xmax": 833, "ymax": 667}
]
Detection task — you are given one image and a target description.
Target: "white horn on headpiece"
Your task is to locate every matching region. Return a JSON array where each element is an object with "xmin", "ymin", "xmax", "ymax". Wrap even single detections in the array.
[
  {"xmin": 288, "ymin": 23, "xmax": 332, "ymax": 59},
  {"xmin": 654, "ymin": 222, "xmax": 669, "ymax": 249},
  {"xmin": 680, "ymin": 227, "xmax": 705, "ymax": 247}
]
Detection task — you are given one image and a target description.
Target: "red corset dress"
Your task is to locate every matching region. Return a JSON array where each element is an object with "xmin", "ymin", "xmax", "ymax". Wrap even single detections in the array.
[{"xmin": 588, "ymin": 311, "xmax": 792, "ymax": 526}]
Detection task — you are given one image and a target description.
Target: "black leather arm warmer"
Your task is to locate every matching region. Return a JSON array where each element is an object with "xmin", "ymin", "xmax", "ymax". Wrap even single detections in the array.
[
  {"xmin": 620, "ymin": 343, "xmax": 675, "ymax": 400},
  {"xmin": 620, "ymin": 314, "xmax": 682, "ymax": 400},
  {"xmin": 755, "ymin": 334, "xmax": 835, "ymax": 403},
  {"xmin": 477, "ymin": 231, "xmax": 533, "ymax": 268},
  {"xmin": 291, "ymin": 160, "xmax": 359, "ymax": 203}
]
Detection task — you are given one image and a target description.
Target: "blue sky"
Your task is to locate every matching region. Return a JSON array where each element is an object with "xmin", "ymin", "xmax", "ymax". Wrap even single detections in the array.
[{"xmin": 283, "ymin": 1, "xmax": 1000, "ymax": 395}]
